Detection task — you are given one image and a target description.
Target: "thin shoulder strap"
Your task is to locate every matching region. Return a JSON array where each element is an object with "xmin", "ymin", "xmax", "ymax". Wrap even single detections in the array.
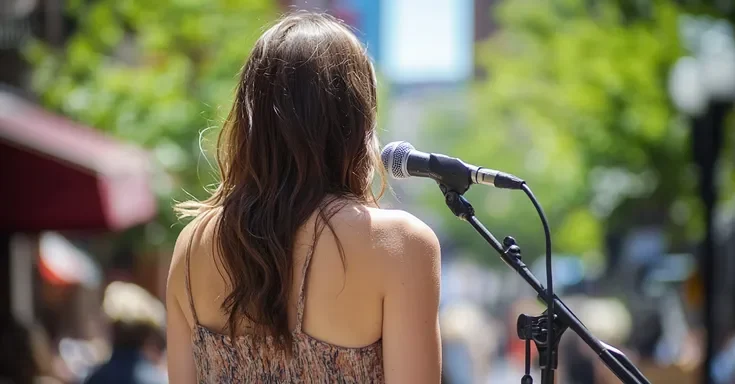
[
  {"xmin": 184, "ymin": 235, "xmax": 200, "ymax": 325},
  {"xmin": 295, "ymin": 248, "xmax": 315, "ymax": 333}
]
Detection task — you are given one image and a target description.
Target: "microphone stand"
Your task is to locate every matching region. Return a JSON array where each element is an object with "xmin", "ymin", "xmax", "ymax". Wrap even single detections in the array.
[{"xmin": 437, "ymin": 184, "xmax": 651, "ymax": 384}]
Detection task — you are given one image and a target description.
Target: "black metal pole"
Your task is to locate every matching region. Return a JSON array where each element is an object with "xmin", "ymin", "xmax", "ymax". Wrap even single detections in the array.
[
  {"xmin": 441, "ymin": 189, "xmax": 650, "ymax": 384},
  {"xmin": 692, "ymin": 101, "xmax": 728, "ymax": 384},
  {"xmin": 465, "ymin": 214, "xmax": 648, "ymax": 384}
]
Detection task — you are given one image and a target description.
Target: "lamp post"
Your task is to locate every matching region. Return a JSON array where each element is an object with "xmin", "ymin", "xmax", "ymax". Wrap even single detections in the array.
[{"xmin": 668, "ymin": 16, "xmax": 735, "ymax": 384}]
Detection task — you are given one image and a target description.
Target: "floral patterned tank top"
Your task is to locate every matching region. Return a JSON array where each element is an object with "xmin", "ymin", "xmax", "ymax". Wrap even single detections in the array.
[{"xmin": 185, "ymin": 247, "xmax": 384, "ymax": 383}]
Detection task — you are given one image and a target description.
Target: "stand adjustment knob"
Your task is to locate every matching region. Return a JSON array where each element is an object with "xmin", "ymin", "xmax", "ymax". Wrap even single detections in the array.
[
  {"xmin": 508, "ymin": 245, "xmax": 522, "ymax": 258},
  {"xmin": 503, "ymin": 236, "xmax": 517, "ymax": 247}
]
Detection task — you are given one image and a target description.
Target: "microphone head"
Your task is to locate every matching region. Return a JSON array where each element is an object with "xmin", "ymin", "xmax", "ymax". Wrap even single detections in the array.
[{"xmin": 381, "ymin": 141, "xmax": 415, "ymax": 179}]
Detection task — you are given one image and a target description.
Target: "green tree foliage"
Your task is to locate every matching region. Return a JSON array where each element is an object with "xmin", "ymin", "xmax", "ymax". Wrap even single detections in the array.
[
  {"xmin": 25, "ymin": 0, "xmax": 276, "ymax": 248},
  {"xmin": 424, "ymin": 0, "xmax": 697, "ymax": 264}
]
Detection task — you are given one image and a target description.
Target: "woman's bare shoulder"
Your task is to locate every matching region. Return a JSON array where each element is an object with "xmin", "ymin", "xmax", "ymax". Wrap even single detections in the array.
[
  {"xmin": 167, "ymin": 208, "xmax": 222, "ymax": 297},
  {"xmin": 366, "ymin": 207, "xmax": 439, "ymax": 246},
  {"xmin": 347, "ymin": 207, "xmax": 441, "ymax": 271},
  {"xmin": 321, "ymin": 204, "xmax": 439, "ymax": 260},
  {"xmin": 366, "ymin": 206, "xmax": 441, "ymax": 311}
]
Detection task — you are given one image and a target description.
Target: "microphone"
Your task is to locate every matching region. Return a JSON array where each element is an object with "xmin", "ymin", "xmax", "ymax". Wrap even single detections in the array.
[{"xmin": 381, "ymin": 141, "xmax": 525, "ymax": 191}]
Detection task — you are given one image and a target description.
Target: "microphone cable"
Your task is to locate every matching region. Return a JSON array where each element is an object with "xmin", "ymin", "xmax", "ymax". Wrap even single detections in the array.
[{"xmin": 521, "ymin": 183, "xmax": 554, "ymax": 383}]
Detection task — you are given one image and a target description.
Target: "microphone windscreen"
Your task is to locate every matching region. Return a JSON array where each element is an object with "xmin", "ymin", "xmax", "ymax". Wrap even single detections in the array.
[{"xmin": 381, "ymin": 141, "xmax": 414, "ymax": 179}]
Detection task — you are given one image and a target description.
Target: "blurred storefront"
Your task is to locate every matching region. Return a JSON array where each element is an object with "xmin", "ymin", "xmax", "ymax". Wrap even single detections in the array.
[
  {"xmin": 0, "ymin": 89, "xmax": 156, "ymax": 328},
  {"xmin": 0, "ymin": 2, "xmax": 159, "ymax": 381}
]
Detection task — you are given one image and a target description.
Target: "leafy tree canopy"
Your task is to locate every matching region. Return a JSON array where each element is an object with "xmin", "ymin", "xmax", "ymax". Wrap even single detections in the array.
[
  {"xmin": 422, "ymin": 0, "xmax": 697, "ymax": 265},
  {"xmin": 25, "ymin": 0, "xmax": 276, "ymax": 249}
]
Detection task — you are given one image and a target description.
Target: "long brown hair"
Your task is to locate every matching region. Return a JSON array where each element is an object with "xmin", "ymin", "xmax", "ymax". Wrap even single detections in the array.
[{"xmin": 176, "ymin": 12, "xmax": 384, "ymax": 349}]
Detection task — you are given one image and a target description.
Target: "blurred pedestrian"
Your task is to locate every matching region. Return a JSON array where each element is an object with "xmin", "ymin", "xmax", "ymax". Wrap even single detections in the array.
[
  {"xmin": 0, "ymin": 314, "xmax": 61, "ymax": 384},
  {"xmin": 0, "ymin": 314, "xmax": 38, "ymax": 384},
  {"xmin": 83, "ymin": 282, "xmax": 167, "ymax": 384}
]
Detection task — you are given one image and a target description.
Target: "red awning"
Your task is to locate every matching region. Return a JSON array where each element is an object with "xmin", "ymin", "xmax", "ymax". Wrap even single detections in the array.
[{"xmin": 0, "ymin": 91, "xmax": 157, "ymax": 232}]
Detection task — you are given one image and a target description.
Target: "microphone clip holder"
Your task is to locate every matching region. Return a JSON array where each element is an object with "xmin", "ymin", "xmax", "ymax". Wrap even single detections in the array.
[
  {"xmin": 516, "ymin": 311, "xmax": 568, "ymax": 384},
  {"xmin": 437, "ymin": 184, "xmax": 650, "ymax": 384}
]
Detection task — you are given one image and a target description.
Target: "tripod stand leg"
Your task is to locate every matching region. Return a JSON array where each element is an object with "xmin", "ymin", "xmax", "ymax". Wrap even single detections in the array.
[{"xmin": 522, "ymin": 338, "xmax": 533, "ymax": 384}]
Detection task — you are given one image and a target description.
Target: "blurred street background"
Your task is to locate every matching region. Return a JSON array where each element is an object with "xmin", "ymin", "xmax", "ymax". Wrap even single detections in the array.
[{"xmin": 3, "ymin": 0, "xmax": 735, "ymax": 383}]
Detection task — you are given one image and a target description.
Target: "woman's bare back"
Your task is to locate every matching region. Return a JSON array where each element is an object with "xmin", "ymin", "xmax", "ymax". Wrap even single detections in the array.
[
  {"xmin": 180, "ymin": 202, "xmax": 387, "ymax": 346},
  {"xmin": 167, "ymin": 201, "xmax": 442, "ymax": 382}
]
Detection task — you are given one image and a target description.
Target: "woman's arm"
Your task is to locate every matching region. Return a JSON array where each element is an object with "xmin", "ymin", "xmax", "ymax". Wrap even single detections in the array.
[
  {"xmin": 166, "ymin": 225, "xmax": 198, "ymax": 384},
  {"xmin": 381, "ymin": 213, "xmax": 442, "ymax": 383}
]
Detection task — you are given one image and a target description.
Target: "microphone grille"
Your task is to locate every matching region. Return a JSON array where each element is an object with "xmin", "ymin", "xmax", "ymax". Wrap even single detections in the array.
[{"xmin": 381, "ymin": 141, "xmax": 414, "ymax": 179}]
